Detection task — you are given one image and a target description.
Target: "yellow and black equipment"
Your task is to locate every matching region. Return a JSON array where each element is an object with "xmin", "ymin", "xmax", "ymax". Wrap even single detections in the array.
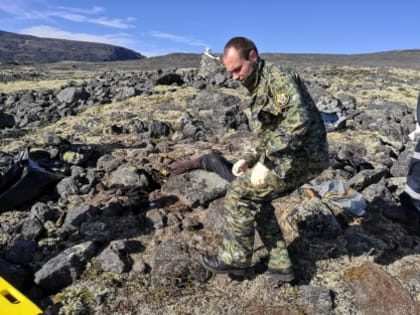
[{"xmin": 0, "ymin": 276, "xmax": 42, "ymax": 315}]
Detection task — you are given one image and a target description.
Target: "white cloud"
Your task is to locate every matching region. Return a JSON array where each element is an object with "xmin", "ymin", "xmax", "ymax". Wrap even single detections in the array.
[
  {"xmin": 55, "ymin": 6, "xmax": 105, "ymax": 15},
  {"xmin": 0, "ymin": 2, "xmax": 134, "ymax": 30},
  {"xmin": 0, "ymin": 2, "xmax": 24, "ymax": 15},
  {"xmin": 21, "ymin": 25, "xmax": 137, "ymax": 49},
  {"xmin": 46, "ymin": 10, "xmax": 135, "ymax": 29},
  {"xmin": 150, "ymin": 31, "xmax": 208, "ymax": 48},
  {"xmin": 90, "ymin": 17, "xmax": 134, "ymax": 29},
  {"xmin": 49, "ymin": 12, "xmax": 86, "ymax": 23}
]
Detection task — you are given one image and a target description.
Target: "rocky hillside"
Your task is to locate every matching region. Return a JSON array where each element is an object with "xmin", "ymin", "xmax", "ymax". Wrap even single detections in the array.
[
  {"xmin": 0, "ymin": 30, "xmax": 145, "ymax": 64},
  {"xmin": 0, "ymin": 52, "xmax": 420, "ymax": 315}
]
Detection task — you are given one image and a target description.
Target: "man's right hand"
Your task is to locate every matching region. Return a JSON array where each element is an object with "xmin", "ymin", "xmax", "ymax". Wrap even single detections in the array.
[{"xmin": 232, "ymin": 159, "xmax": 248, "ymax": 176}]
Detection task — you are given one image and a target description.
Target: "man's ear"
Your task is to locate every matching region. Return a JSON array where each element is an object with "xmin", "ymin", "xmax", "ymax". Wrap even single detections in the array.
[{"xmin": 249, "ymin": 50, "xmax": 258, "ymax": 63}]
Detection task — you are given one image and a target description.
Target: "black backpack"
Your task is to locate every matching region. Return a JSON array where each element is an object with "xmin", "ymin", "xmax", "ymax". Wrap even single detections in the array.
[{"xmin": 0, "ymin": 148, "xmax": 63, "ymax": 212}]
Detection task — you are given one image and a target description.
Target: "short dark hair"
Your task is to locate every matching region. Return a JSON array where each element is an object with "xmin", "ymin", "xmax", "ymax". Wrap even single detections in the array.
[{"xmin": 224, "ymin": 37, "xmax": 258, "ymax": 60}]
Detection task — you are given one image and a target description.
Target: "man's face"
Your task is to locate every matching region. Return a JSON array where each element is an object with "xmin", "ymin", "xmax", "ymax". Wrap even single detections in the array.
[{"xmin": 223, "ymin": 47, "xmax": 256, "ymax": 82}]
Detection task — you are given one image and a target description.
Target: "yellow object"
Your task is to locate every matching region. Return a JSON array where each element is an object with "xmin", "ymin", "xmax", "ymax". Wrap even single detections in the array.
[
  {"xmin": 160, "ymin": 168, "xmax": 170, "ymax": 176},
  {"xmin": 0, "ymin": 277, "xmax": 42, "ymax": 315}
]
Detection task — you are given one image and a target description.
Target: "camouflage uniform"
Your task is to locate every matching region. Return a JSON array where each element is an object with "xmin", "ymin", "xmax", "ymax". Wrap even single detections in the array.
[{"xmin": 219, "ymin": 59, "xmax": 329, "ymax": 271}]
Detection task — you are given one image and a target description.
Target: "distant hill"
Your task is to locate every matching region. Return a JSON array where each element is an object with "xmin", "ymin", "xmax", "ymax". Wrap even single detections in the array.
[
  {"xmin": 0, "ymin": 30, "xmax": 146, "ymax": 64},
  {"xmin": 261, "ymin": 50, "xmax": 420, "ymax": 69}
]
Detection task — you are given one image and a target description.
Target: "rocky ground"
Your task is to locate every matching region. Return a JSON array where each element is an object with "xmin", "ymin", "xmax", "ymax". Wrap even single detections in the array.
[{"xmin": 0, "ymin": 52, "xmax": 420, "ymax": 315}]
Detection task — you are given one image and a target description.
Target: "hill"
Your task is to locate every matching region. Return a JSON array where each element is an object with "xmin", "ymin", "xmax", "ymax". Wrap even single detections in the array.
[{"xmin": 0, "ymin": 29, "xmax": 146, "ymax": 64}]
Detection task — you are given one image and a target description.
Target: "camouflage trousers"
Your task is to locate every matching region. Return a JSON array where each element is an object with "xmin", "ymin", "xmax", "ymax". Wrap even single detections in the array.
[{"xmin": 218, "ymin": 168, "xmax": 302, "ymax": 271}]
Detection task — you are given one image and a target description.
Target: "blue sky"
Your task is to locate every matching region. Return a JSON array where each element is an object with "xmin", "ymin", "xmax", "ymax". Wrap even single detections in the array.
[{"xmin": 0, "ymin": 0, "xmax": 419, "ymax": 57}]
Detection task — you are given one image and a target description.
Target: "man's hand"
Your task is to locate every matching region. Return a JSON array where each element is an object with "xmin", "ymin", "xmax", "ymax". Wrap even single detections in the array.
[
  {"xmin": 232, "ymin": 159, "xmax": 248, "ymax": 176},
  {"xmin": 408, "ymin": 123, "xmax": 420, "ymax": 141},
  {"xmin": 250, "ymin": 162, "xmax": 270, "ymax": 187}
]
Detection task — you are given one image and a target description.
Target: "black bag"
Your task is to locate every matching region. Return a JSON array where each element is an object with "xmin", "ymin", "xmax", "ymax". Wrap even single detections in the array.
[{"xmin": 0, "ymin": 148, "xmax": 63, "ymax": 212}]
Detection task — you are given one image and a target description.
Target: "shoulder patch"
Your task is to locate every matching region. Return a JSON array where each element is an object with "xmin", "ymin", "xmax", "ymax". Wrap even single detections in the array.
[{"xmin": 276, "ymin": 92, "xmax": 289, "ymax": 106}]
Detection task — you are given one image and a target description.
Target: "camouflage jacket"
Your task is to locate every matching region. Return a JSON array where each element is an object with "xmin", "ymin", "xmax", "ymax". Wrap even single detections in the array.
[{"xmin": 241, "ymin": 59, "xmax": 329, "ymax": 178}]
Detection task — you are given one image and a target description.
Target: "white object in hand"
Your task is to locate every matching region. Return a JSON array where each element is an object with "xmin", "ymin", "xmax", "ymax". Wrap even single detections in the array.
[
  {"xmin": 250, "ymin": 162, "xmax": 270, "ymax": 186},
  {"xmin": 232, "ymin": 159, "xmax": 248, "ymax": 176}
]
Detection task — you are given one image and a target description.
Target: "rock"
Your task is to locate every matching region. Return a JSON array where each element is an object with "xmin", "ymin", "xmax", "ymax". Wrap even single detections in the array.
[
  {"xmin": 5, "ymin": 239, "xmax": 37, "ymax": 265},
  {"xmin": 109, "ymin": 164, "xmax": 150, "ymax": 188},
  {"xmin": 63, "ymin": 205, "xmax": 99, "ymax": 228},
  {"xmin": 296, "ymin": 285, "xmax": 334, "ymax": 315},
  {"xmin": 56, "ymin": 87, "xmax": 90, "ymax": 104},
  {"xmin": 34, "ymin": 241, "xmax": 99, "ymax": 292},
  {"xmin": 98, "ymin": 241, "xmax": 132, "ymax": 273},
  {"xmin": 274, "ymin": 194, "xmax": 342, "ymax": 244},
  {"xmin": 0, "ymin": 111, "xmax": 15, "ymax": 128},
  {"xmin": 343, "ymin": 262, "xmax": 417, "ymax": 315},
  {"xmin": 145, "ymin": 208, "xmax": 166, "ymax": 229},
  {"xmin": 162, "ymin": 170, "xmax": 230, "ymax": 207},
  {"xmin": 151, "ymin": 240, "xmax": 209, "ymax": 288}
]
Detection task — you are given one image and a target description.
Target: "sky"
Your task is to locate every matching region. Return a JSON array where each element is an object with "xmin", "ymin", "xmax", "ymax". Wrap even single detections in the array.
[{"xmin": 0, "ymin": 0, "xmax": 419, "ymax": 57}]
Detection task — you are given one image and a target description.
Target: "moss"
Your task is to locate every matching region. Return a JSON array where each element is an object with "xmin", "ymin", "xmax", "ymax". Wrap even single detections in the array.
[
  {"xmin": 343, "ymin": 266, "xmax": 369, "ymax": 282},
  {"xmin": 53, "ymin": 286, "xmax": 93, "ymax": 307},
  {"xmin": 83, "ymin": 258, "xmax": 102, "ymax": 281}
]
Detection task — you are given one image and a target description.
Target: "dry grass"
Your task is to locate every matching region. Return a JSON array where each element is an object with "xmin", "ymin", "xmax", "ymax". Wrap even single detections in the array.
[
  {"xmin": 1, "ymin": 86, "xmax": 199, "ymax": 153},
  {"xmin": 326, "ymin": 66, "xmax": 420, "ymax": 108},
  {"xmin": 0, "ymin": 79, "xmax": 86, "ymax": 92}
]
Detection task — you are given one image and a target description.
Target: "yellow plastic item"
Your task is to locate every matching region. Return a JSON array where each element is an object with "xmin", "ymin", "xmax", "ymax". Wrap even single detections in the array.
[{"xmin": 0, "ymin": 276, "xmax": 42, "ymax": 315}]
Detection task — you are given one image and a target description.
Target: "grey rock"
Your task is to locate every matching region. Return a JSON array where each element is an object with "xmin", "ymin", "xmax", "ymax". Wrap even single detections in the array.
[
  {"xmin": 151, "ymin": 240, "xmax": 209, "ymax": 288},
  {"xmin": 145, "ymin": 208, "xmax": 166, "ymax": 229},
  {"xmin": 0, "ymin": 111, "xmax": 15, "ymax": 128},
  {"xmin": 34, "ymin": 241, "xmax": 98, "ymax": 292},
  {"xmin": 56, "ymin": 87, "xmax": 90, "ymax": 104},
  {"xmin": 17, "ymin": 217, "xmax": 45, "ymax": 241},
  {"xmin": 5, "ymin": 239, "xmax": 37, "ymax": 265},
  {"xmin": 109, "ymin": 163, "xmax": 150, "ymax": 188},
  {"xmin": 348, "ymin": 166, "xmax": 388, "ymax": 191},
  {"xmin": 297, "ymin": 285, "xmax": 334, "ymax": 315},
  {"xmin": 162, "ymin": 170, "xmax": 230, "ymax": 207},
  {"xmin": 80, "ymin": 221, "xmax": 109, "ymax": 242},
  {"xmin": 98, "ymin": 241, "xmax": 131, "ymax": 273},
  {"xmin": 63, "ymin": 205, "xmax": 99, "ymax": 228}
]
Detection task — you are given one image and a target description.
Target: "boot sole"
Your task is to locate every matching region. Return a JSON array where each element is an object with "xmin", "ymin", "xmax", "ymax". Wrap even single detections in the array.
[
  {"xmin": 200, "ymin": 256, "xmax": 250, "ymax": 276},
  {"xmin": 267, "ymin": 268, "xmax": 295, "ymax": 282}
]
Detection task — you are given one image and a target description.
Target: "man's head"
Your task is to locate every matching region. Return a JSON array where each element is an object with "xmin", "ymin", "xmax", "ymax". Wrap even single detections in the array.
[{"xmin": 223, "ymin": 37, "xmax": 259, "ymax": 82}]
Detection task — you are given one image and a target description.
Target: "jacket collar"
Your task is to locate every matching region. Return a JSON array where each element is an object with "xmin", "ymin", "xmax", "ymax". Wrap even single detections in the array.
[{"xmin": 242, "ymin": 58, "xmax": 264, "ymax": 94}]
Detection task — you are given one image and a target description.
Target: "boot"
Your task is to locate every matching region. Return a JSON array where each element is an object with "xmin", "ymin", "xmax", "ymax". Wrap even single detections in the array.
[
  {"xmin": 262, "ymin": 268, "xmax": 295, "ymax": 287},
  {"xmin": 266, "ymin": 267, "xmax": 295, "ymax": 283},
  {"xmin": 201, "ymin": 154, "xmax": 235, "ymax": 182},
  {"xmin": 168, "ymin": 156, "xmax": 203, "ymax": 175},
  {"xmin": 200, "ymin": 254, "xmax": 250, "ymax": 276}
]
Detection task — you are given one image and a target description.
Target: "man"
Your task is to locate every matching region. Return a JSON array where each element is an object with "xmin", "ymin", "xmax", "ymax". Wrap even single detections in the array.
[{"xmin": 200, "ymin": 37, "xmax": 329, "ymax": 283}]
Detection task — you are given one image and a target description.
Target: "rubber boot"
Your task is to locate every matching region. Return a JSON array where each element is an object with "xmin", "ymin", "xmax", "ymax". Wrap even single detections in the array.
[{"xmin": 169, "ymin": 156, "xmax": 203, "ymax": 175}]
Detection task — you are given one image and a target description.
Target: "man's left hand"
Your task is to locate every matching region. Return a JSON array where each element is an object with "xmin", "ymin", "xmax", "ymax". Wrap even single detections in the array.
[{"xmin": 250, "ymin": 162, "xmax": 270, "ymax": 187}]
